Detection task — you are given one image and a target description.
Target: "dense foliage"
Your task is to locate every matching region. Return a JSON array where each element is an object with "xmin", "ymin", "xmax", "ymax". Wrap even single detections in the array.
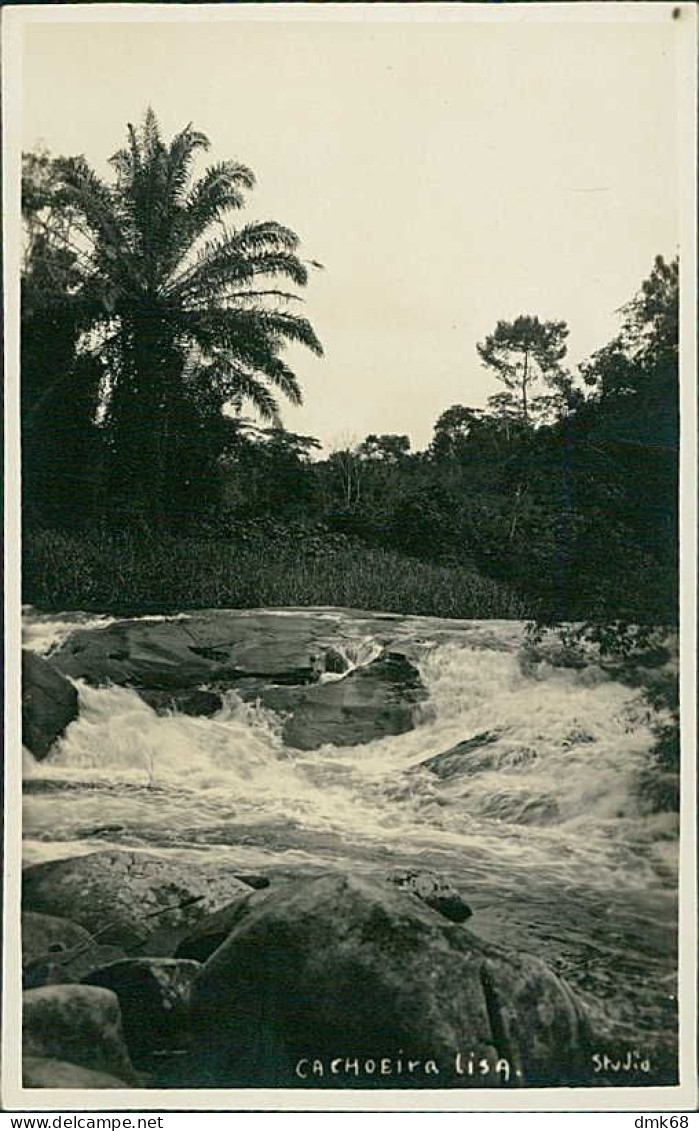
[
  {"xmin": 23, "ymin": 525, "xmax": 526, "ymax": 619},
  {"xmin": 21, "ymin": 111, "xmax": 322, "ymax": 527},
  {"xmin": 21, "ymin": 115, "xmax": 679, "ymax": 623}
]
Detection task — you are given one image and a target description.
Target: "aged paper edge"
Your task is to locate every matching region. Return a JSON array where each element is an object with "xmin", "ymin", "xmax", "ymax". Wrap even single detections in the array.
[{"xmin": 2, "ymin": 1, "xmax": 697, "ymax": 1113}]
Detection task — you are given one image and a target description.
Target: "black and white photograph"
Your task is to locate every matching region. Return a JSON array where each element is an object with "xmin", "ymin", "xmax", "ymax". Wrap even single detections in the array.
[{"xmin": 2, "ymin": 1, "xmax": 697, "ymax": 1113}]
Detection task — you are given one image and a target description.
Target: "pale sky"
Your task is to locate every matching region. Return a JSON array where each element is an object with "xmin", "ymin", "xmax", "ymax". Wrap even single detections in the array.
[{"xmin": 20, "ymin": 10, "xmax": 682, "ymax": 452}]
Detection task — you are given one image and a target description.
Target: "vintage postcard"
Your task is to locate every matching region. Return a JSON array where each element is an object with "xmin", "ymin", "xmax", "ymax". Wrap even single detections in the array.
[{"xmin": 2, "ymin": 1, "xmax": 697, "ymax": 1114}]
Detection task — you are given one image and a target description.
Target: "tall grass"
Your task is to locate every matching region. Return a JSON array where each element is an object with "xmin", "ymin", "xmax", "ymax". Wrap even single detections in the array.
[{"xmin": 23, "ymin": 527, "xmax": 529, "ymax": 619}]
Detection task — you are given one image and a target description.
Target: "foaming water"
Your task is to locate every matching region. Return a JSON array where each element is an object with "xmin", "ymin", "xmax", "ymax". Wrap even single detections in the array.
[
  {"xmin": 22, "ymin": 607, "xmax": 119, "ymax": 656},
  {"xmin": 318, "ymin": 635, "xmax": 384, "ymax": 681},
  {"xmin": 23, "ymin": 621, "xmax": 677, "ymax": 894}
]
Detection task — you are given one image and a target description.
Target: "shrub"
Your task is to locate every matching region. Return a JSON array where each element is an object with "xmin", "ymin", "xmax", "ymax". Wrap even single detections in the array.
[{"xmin": 22, "ymin": 526, "xmax": 529, "ymax": 620}]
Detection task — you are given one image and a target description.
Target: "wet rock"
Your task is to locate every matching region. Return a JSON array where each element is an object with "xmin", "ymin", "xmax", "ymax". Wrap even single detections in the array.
[
  {"xmin": 23, "ymin": 944, "xmax": 127, "ymax": 991},
  {"xmin": 23, "ymin": 911, "xmax": 92, "ymax": 966},
  {"xmin": 138, "ymin": 688, "xmax": 222, "ymax": 717},
  {"xmin": 178, "ymin": 871, "xmax": 471, "ymax": 965},
  {"xmin": 322, "ymin": 646, "xmax": 351, "ymax": 675},
  {"xmin": 283, "ymin": 653, "xmax": 428, "ymax": 750},
  {"xmin": 82, "ymin": 958, "xmax": 201, "ymax": 1062},
  {"xmin": 22, "ymin": 1056, "xmax": 130, "ymax": 1089},
  {"xmin": 22, "ymin": 850, "xmax": 254, "ymax": 950},
  {"xmin": 23, "ymin": 985, "xmax": 138, "ymax": 1084},
  {"xmin": 175, "ymin": 897, "xmax": 257, "ymax": 963},
  {"xmin": 256, "ymin": 686, "xmax": 309, "ymax": 714},
  {"xmin": 22, "ymin": 779, "xmax": 83, "ymax": 795},
  {"xmin": 189, "ymin": 874, "xmax": 592, "ymax": 1088},
  {"xmin": 83, "ymin": 824, "xmax": 127, "ymax": 839},
  {"xmin": 22, "ymin": 650, "xmax": 79, "ymax": 760},
  {"xmin": 22, "ymin": 911, "xmax": 124, "ymax": 988},
  {"xmin": 49, "ymin": 612, "xmax": 344, "ymax": 692},
  {"xmin": 234, "ymin": 873, "xmax": 271, "ymax": 891},
  {"xmin": 417, "ymin": 731, "xmax": 502, "ymax": 780},
  {"xmin": 386, "ymin": 869, "xmax": 473, "ymax": 924}
]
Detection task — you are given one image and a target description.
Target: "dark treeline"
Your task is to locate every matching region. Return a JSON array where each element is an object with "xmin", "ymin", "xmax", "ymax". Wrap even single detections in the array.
[{"xmin": 21, "ymin": 113, "xmax": 679, "ymax": 623}]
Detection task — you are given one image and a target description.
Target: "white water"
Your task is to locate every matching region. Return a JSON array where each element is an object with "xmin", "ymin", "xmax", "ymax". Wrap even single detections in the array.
[{"xmin": 21, "ymin": 608, "xmax": 679, "ymax": 1062}]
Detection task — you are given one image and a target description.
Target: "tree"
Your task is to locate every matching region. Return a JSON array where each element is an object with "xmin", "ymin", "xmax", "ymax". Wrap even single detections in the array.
[
  {"xmin": 47, "ymin": 108, "xmax": 323, "ymax": 522},
  {"xmin": 483, "ymin": 392, "xmax": 526, "ymax": 443},
  {"xmin": 21, "ymin": 150, "xmax": 107, "ymax": 526},
  {"xmin": 622, "ymin": 253, "xmax": 678, "ymax": 373},
  {"xmin": 215, "ymin": 423, "xmax": 320, "ymax": 522},
  {"xmin": 429, "ymin": 405, "xmax": 483, "ymax": 461},
  {"xmin": 476, "ymin": 315, "xmax": 569, "ymax": 426},
  {"xmin": 580, "ymin": 255, "xmax": 678, "ymax": 406},
  {"xmin": 357, "ymin": 433, "xmax": 411, "ymax": 463},
  {"xmin": 328, "ymin": 442, "xmax": 364, "ymax": 509},
  {"xmin": 574, "ymin": 255, "xmax": 679, "ymax": 617}
]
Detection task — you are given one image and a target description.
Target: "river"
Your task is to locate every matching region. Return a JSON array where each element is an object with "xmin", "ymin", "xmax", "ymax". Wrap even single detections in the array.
[{"xmin": 20, "ymin": 606, "xmax": 680, "ymax": 1085}]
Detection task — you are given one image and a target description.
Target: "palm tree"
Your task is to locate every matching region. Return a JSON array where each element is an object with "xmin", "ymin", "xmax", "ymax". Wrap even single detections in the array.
[{"xmin": 53, "ymin": 108, "xmax": 323, "ymax": 520}]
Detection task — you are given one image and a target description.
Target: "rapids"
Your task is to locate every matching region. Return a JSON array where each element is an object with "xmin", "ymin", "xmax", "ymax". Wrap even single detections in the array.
[{"xmin": 20, "ymin": 606, "xmax": 680, "ymax": 1082}]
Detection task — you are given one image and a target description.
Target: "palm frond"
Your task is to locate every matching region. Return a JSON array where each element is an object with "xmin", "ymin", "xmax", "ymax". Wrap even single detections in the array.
[
  {"xmin": 254, "ymin": 354, "xmax": 303, "ymax": 405},
  {"xmin": 215, "ymin": 289, "xmax": 304, "ymax": 305},
  {"xmin": 182, "ymin": 161, "xmax": 255, "ymax": 234},
  {"xmin": 179, "ymin": 315, "xmax": 304, "ymax": 409},
  {"xmin": 168, "ymin": 240, "xmax": 309, "ymax": 301},
  {"xmin": 52, "ymin": 156, "xmax": 146, "ymax": 295},
  {"xmin": 166, "ymin": 123, "xmax": 210, "ymax": 206},
  {"xmin": 194, "ymin": 357, "xmax": 281, "ymax": 421},
  {"xmin": 181, "ymin": 307, "xmax": 323, "ymax": 358},
  {"xmin": 54, "ymin": 157, "xmax": 120, "ymax": 244},
  {"xmin": 142, "ymin": 106, "xmax": 163, "ymax": 163},
  {"xmin": 230, "ymin": 221, "xmax": 300, "ymax": 254},
  {"xmin": 218, "ymin": 366, "xmax": 281, "ymax": 421}
]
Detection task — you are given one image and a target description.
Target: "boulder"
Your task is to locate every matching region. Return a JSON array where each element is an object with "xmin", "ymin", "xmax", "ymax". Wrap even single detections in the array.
[
  {"xmin": 386, "ymin": 869, "xmax": 473, "ymax": 924},
  {"xmin": 283, "ymin": 653, "xmax": 428, "ymax": 750},
  {"xmin": 48, "ymin": 612, "xmax": 344, "ymax": 691},
  {"xmin": 23, "ymin": 1056, "xmax": 130, "ymax": 1089},
  {"xmin": 23, "ymin": 910, "xmax": 93, "ymax": 966},
  {"xmin": 22, "ymin": 911, "xmax": 124, "ymax": 989},
  {"xmin": 23, "ymin": 985, "xmax": 138, "ymax": 1084},
  {"xmin": 189, "ymin": 874, "xmax": 592, "ymax": 1088},
  {"xmin": 176, "ymin": 871, "xmax": 470, "ymax": 964},
  {"xmin": 417, "ymin": 731, "xmax": 502, "ymax": 780},
  {"xmin": 175, "ymin": 898, "xmax": 258, "ymax": 964},
  {"xmin": 255, "ymin": 686, "xmax": 309, "ymax": 714},
  {"xmin": 22, "ymin": 850, "xmax": 254, "ymax": 950},
  {"xmin": 137, "ymin": 688, "xmax": 222, "ymax": 717},
  {"xmin": 233, "ymin": 873, "xmax": 271, "ymax": 891},
  {"xmin": 22, "ymin": 649, "xmax": 79, "ymax": 760},
  {"xmin": 82, "ymin": 958, "xmax": 201, "ymax": 1062}
]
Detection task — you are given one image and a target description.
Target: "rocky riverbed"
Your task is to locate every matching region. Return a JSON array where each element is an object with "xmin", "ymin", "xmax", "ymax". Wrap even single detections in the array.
[{"xmin": 19, "ymin": 607, "xmax": 680, "ymax": 1090}]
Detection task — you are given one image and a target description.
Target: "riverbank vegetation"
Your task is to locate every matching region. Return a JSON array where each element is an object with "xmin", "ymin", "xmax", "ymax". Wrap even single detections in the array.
[
  {"xmin": 20, "ymin": 112, "xmax": 679, "ymax": 624},
  {"xmin": 23, "ymin": 524, "xmax": 526, "ymax": 619}
]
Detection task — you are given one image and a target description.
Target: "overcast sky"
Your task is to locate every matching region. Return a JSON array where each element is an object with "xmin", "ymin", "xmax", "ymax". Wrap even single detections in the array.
[{"xmin": 21, "ymin": 10, "xmax": 682, "ymax": 452}]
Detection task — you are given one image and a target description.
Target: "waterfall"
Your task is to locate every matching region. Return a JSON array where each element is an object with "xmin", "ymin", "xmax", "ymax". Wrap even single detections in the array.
[{"xmin": 22, "ymin": 608, "xmax": 677, "ymax": 895}]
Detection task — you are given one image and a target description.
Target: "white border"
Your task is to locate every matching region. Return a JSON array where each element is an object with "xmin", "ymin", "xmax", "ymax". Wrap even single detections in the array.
[{"xmin": 3, "ymin": 2, "xmax": 697, "ymax": 1113}]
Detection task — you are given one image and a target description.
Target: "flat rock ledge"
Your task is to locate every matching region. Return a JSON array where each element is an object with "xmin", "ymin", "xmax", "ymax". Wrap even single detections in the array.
[{"xmin": 45, "ymin": 611, "xmax": 432, "ymax": 750}]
